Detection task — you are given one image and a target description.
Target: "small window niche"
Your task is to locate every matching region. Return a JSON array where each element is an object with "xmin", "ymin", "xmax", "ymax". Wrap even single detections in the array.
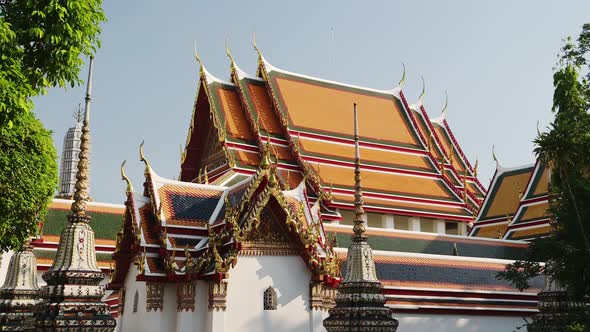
[{"xmin": 263, "ymin": 286, "xmax": 277, "ymax": 310}]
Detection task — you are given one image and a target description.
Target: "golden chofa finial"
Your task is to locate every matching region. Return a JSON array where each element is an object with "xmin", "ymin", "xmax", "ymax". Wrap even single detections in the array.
[
  {"xmin": 253, "ymin": 32, "xmax": 263, "ymax": 64},
  {"xmin": 194, "ymin": 40, "xmax": 205, "ymax": 76},
  {"xmin": 139, "ymin": 140, "xmax": 152, "ymax": 176},
  {"xmin": 440, "ymin": 90, "xmax": 449, "ymax": 119},
  {"xmin": 225, "ymin": 35, "xmax": 236, "ymax": 68},
  {"xmin": 418, "ymin": 76, "xmax": 426, "ymax": 102},
  {"xmin": 121, "ymin": 160, "xmax": 133, "ymax": 194},
  {"xmin": 398, "ymin": 62, "xmax": 406, "ymax": 87},
  {"xmin": 492, "ymin": 145, "xmax": 500, "ymax": 168},
  {"xmin": 474, "ymin": 157, "xmax": 479, "ymax": 177}
]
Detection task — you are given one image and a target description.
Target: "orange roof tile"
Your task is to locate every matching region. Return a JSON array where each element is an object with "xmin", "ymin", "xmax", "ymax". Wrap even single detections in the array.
[{"xmin": 272, "ymin": 76, "xmax": 420, "ymax": 147}]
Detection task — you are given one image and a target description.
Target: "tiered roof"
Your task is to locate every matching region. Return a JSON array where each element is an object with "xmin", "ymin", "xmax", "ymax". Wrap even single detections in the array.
[
  {"xmin": 109, "ymin": 146, "xmax": 339, "ymax": 288},
  {"xmin": 108, "ymin": 47, "xmax": 540, "ymax": 316},
  {"xmin": 470, "ymin": 161, "xmax": 551, "ymax": 240},
  {"xmin": 179, "ymin": 46, "xmax": 486, "ymax": 224}
]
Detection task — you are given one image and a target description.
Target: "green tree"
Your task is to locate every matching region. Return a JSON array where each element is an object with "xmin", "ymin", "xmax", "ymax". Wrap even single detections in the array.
[
  {"xmin": 0, "ymin": 0, "xmax": 106, "ymax": 128},
  {"xmin": 0, "ymin": 0, "xmax": 105, "ymax": 250},
  {"xmin": 0, "ymin": 112, "xmax": 57, "ymax": 251},
  {"xmin": 498, "ymin": 24, "xmax": 590, "ymax": 331}
]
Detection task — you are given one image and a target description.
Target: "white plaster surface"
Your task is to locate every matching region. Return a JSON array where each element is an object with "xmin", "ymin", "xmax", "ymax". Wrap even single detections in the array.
[{"xmin": 226, "ymin": 255, "xmax": 312, "ymax": 332}]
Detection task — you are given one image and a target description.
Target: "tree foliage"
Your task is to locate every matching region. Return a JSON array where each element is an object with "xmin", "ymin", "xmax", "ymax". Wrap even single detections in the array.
[
  {"xmin": 0, "ymin": 0, "xmax": 106, "ymax": 128},
  {"xmin": 498, "ymin": 23, "xmax": 590, "ymax": 331},
  {"xmin": 0, "ymin": 0, "xmax": 105, "ymax": 250},
  {"xmin": 0, "ymin": 112, "xmax": 57, "ymax": 251}
]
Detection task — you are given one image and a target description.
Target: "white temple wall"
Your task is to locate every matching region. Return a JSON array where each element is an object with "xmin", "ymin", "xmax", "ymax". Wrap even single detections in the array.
[
  {"xmin": 0, "ymin": 250, "xmax": 13, "ymax": 286},
  {"xmin": 225, "ymin": 255, "xmax": 312, "ymax": 332},
  {"xmin": 396, "ymin": 313, "xmax": 526, "ymax": 332},
  {"xmin": 118, "ymin": 264, "xmax": 144, "ymax": 332}
]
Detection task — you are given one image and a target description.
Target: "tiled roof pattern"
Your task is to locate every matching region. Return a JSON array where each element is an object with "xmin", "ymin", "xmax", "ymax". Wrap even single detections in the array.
[
  {"xmin": 337, "ymin": 253, "xmax": 543, "ymax": 292},
  {"xmin": 158, "ymin": 185, "xmax": 223, "ymax": 227},
  {"xmin": 472, "ymin": 162, "xmax": 551, "ymax": 241},
  {"xmin": 327, "ymin": 226, "xmax": 527, "ymax": 260},
  {"xmin": 271, "ymin": 75, "xmax": 420, "ymax": 147},
  {"xmin": 479, "ymin": 167, "xmax": 534, "ymax": 221},
  {"xmin": 311, "ymin": 163, "xmax": 456, "ymax": 202},
  {"xmin": 214, "ymin": 86, "xmax": 255, "ymax": 142},
  {"xmin": 471, "ymin": 222, "xmax": 509, "ymax": 239},
  {"xmin": 506, "ymin": 225, "xmax": 552, "ymax": 241},
  {"xmin": 42, "ymin": 201, "xmax": 122, "ymax": 241},
  {"xmin": 246, "ymin": 80, "xmax": 282, "ymax": 135},
  {"xmin": 298, "ymin": 136, "xmax": 434, "ymax": 172},
  {"xmin": 139, "ymin": 204, "xmax": 159, "ymax": 245}
]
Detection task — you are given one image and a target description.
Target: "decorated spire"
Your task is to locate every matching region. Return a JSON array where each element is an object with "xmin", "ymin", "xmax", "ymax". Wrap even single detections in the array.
[
  {"xmin": 69, "ymin": 56, "xmax": 93, "ymax": 220},
  {"xmin": 35, "ymin": 57, "xmax": 116, "ymax": 331},
  {"xmin": 323, "ymin": 103, "xmax": 398, "ymax": 331},
  {"xmin": 352, "ymin": 103, "xmax": 366, "ymax": 242}
]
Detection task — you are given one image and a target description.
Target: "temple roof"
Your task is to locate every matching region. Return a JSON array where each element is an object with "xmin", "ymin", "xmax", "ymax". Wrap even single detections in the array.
[
  {"xmin": 470, "ymin": 161, "xmax": 551, "ymax": 240},
  {"xmin": 110, "ymin": 157, "xmax": 337, "ymax": 286},
  {"xmin": 179, "ymin": 54, "xmax": 486, "ymax": 223}
]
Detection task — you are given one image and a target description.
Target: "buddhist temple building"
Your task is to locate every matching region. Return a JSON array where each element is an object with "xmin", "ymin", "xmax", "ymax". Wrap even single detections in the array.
[
  {"xmin": 0, "ymin": 45, "xmax": 558, "ymax": 332},
  {"xmin": 103, "ymin": 45, "xmax": 545, "ymax": 332}
]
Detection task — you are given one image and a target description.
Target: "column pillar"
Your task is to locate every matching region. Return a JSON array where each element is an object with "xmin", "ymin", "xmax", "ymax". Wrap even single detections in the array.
[
  {"xmin": 409, "ymin": 217, "xmax": 421, "ymax": 232},
  {"xmin": 176, "ymin": 282, "xmax": 196, "ymax": 332},
  {"xmin": 381, "ymin": 214, "xmax": 394, "ymax": 229},
  {"xmin": 458, "ymin": 222, "xmax": 467, "ymax": 236},
  {"xmin": 206, "ymin": 279, "xmax": 227, "ymax": 332},
  {"xmin": 309, "ymin": 282, "xmax": 324, "ymax": 332},
  {"xmin": 434, "ymin": 219, "xmax": 446, "ymax": 234}
]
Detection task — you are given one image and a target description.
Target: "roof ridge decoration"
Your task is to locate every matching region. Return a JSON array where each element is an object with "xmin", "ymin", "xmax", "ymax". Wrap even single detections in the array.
[
  {"xmin": 194, "ymin": 41, "xmax": 231, "ymax": 85},
  {"xmin": 121, "ymin": 160, "xmax": 133, "ymax": 194},
  {"xmin": 431, "ymin": 90, "xmax": 449, "ymax": 125},
  {"xmin": 323, "ymin": 103, "xmax": 399, "ymax": 331}
]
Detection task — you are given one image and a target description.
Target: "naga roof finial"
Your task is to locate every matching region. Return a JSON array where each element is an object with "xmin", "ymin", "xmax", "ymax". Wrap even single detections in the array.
[
  {"xmin": 352, "ymin": 103, "xmax": 367, "ymax": 242},
  {"xmin": 492, "ymin": 145, "xmax": 499, "ymax": 168},
  {"xmin": 194, "ymin": 40, "xmax": 205, "ymax": 76},
  {"xmin": 253, "ymin": 32, "xmax": 266, "ymax": 67},
  {"xmin": 226, "ymin": 35, "xmax": 236, "ymax": 68},
  {"xmin": 121, "ymin": 160, "xmax": 133, "ymax": 194},
  {"xmin": 418, "ymin": 75, "xmax": 426, "ymax": 102},
  {"xmin": 440, "ymin": 90, "xmax": 449, "ymax": 119},
  {"xmin": 139, "ymin": 140, "xmax": 152, "ymax": 176},
  {"xmin": 474, "ymin": 157, "xmax": 479, "ymax": 177},
  {"xmin": 69, "ymin": 56, "xmax": 94, "ymax": 220},
  {"xmin": 398, "ymin": 62, "xmax": 406, "ymax": 87}
]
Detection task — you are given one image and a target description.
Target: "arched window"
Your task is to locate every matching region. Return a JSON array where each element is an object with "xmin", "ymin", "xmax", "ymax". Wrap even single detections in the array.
[
  {"xmin": 263, "ymin": 286, "xmax": 277, "ymax": 310},
  {"xmin": 133, "ymin": 290, "xmax": 139, "ymax": 313}
]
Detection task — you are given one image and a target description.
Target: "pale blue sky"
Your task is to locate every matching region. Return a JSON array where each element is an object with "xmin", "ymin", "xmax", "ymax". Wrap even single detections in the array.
[{"xmin": 34, "ymin": 1, "xmax": 590, "ymax": 203}]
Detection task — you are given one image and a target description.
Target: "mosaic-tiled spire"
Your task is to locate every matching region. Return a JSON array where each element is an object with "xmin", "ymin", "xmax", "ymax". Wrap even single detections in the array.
[
  {"xmin": 323, "ymin": 103, "xmax": 399, "ymax": 332},
  {"xmin": 352, "ymin": 103, "xmax": 366, "ymax": 242},
  {"xmin": 34, "ymin": 57, "xmax": 116, "ymax": 331},
  {"xmin": 0, "ymin": 240, "xmax": 40, "ymax": 330}
]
